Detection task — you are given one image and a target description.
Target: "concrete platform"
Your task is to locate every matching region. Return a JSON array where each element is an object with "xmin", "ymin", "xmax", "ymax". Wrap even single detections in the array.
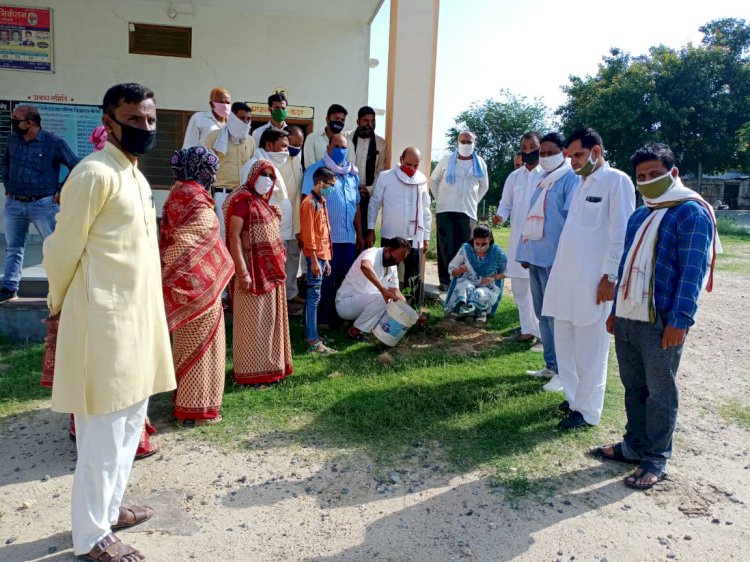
[{"xmin": 1, "ymin": 242, "xmax": 49, "ymax": 342}]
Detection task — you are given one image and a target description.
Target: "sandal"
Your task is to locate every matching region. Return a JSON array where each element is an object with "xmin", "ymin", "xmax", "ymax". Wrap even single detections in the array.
[
  {"xmin": 111, "ymin": 505, "xmax": 154, "ymax": 531},
  {"xmin": 623, "ymin": 463, "xmax": 667, "ymax": 490},
  {"xmin": 308, "ymin": 341, "xmax": 337, "ymax": 355},
  {"xmin": 588, "ymin": 443, "xmax": 641, "ymax": 465},
  {"xmin": 347, "ymin": 328, "xmax": 368, "ymax": 342},
  {"xmin": 78, "ymin": 533, "xmax": 144, "ymax": 561},
  {"xmin": 180, "ymin": 415, "xmax": 222, "ymax": 428}
]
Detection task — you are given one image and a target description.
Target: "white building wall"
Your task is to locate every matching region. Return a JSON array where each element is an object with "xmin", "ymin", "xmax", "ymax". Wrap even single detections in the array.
[{"xmin": 1, "ymin": 0, "xmax": 373, "ymax": 230}]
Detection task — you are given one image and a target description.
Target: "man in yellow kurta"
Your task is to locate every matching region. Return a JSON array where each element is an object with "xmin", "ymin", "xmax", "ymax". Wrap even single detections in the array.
[{"xmin": 43, "ymin": 83, "xmax": 175, "ymax": 562}]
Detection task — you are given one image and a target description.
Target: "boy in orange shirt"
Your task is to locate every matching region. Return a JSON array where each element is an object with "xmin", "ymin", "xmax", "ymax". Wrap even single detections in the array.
[{"xmin": 300, "ymin": 167, "xmax": 337, "ymax": 354}]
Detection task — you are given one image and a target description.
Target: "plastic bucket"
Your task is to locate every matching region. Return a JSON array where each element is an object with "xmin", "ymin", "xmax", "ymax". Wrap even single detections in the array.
[{"xmin": 372, "ymin": 300, "xmax": 420, "ymax": 347}]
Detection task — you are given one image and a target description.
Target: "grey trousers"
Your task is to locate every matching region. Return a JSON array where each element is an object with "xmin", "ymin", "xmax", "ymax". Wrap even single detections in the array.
[{"xmin": 614, "ymin": 313, "xmax": 684, "ymax": 472}]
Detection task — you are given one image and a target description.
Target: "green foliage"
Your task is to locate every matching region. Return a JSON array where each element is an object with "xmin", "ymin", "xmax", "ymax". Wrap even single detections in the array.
[
  {"xmin": 720, "ymin": 400, "xmax": 750, "ymax": 428},
  {"xmin": 558, "ymin": 18, "xmax": 750, "ymax": 175},
  {"xmin": 447, "ymin": 90, "xmax": 551, "ymax": 204},
  {"xmin": 717, "ymin": 216, "xmax": 750, "ymax": 238}
]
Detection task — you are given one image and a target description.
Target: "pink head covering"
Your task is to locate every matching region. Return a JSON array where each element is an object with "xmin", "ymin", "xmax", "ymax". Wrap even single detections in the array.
[{"xmin": 89, "ymin": 125, "xmax": 107, "ymax": 151}]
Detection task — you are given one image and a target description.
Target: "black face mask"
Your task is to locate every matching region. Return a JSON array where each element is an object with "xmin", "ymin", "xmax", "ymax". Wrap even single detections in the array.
[
  {"xmin": 521, "ymin": 149, "xmax": 540, "ymax": 165},
  {"xmin": 328, "ymin": 120, "xmax": 345, "ymax": 134},
  {"xmin": 110, "ymin": 116, "xmax": 157, "ymax": 156},
  {"xmin": 382, "ymin": 254, "xmax": 398, "ymax": 267},
  {"xmin": 357, "ymin": 125, "xmax": 374, "ymax": 138},
  {"xmin": 10, "ymin": 118, "xmax": 27, "ymax": 136}
]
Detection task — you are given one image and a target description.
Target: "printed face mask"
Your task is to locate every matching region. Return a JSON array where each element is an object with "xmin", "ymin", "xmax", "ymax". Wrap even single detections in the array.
[
  {"xmin": 539, "ymin": 152, "xmax": 565, "ymax": 173},
  {"xmin": 328, "ymin": 120, "xmax": 345, "ymax": 134},
  {"xmin": 637, "ymin": 168, "xmax": 676, "ymax": 199}
]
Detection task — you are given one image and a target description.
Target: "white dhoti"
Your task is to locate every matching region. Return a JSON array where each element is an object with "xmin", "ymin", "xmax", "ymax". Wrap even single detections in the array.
[
  {"xmin": 510, "ymin": 277, "xmax": 540, "ymax": 337},
  {"xmin": 336, "ymin": 292, "xmax": 386, "ymax": 333},
  {"xmin": 554, "ymin": 309, "xmax": 610, "ymax": 425},
  {"xmin": 72, "ymin": 398, "xmax": 148, "ymax": 555},
  {"xmin": 283, "ymin": 239, "xmax": 302, "ymax": 300}
]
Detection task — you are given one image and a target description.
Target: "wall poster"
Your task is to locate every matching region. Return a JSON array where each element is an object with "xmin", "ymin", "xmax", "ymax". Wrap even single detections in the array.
[{"xmin": 0, "ymin": 5, "xmax": 53, "ymax": 72}]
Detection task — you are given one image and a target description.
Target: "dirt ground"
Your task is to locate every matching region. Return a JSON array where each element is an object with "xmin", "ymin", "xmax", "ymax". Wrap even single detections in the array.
[{"xmin": 1, "ymin": 264, "xmax": 748, "ymax": 562}]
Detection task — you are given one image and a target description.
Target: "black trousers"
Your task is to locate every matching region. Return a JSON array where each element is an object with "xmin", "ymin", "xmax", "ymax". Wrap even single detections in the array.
[
  {"xmin": 436, "ymin": 212, "xmax": 475, "ymax": 285},
  {"xmin": 381, "ymin": 237, "xmax": 422, "ymax": 303}
]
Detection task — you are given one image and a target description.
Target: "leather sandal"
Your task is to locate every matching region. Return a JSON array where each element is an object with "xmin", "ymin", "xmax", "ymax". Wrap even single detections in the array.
[
  {"xmin": 588, "ymin": 443, "xmax": 641, "ymax": 465},
  {"xmin": 78, "ymin": 533, "xmax": 145, "ymax": 561},
  {"xmin": 111, "ymin": 505, "xmax": 154, "ymax": 531}
]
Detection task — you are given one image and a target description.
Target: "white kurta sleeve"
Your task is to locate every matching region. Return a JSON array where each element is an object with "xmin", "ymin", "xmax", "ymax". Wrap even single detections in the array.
[
  {"xmin": 182, "ymin": 112, "xmax": 200, "ymax": 149},
  {"xmin": 477, "ymin": 158, "xmax": 490, "ymax": 203},
  {"xmin": 422, "ymin": 185, "xmax": 432, "ymax": 240},
  {"xmin": 303, "ymin": 134, "xmax": 317, "ymax": 171},
  {"xmin": 604, "ymin": 175, "xmax": 636, "ymax": 276},
  {"xmin": 367, "ymin": 173, "xmax": 386, "ymax": 230},
  {"xmin": 496, "ymin": 172, "xmax": 515, "ymax": 222},
  {"xmin": 43, "ymin": 168, "xmax": 114, "ymax": 314},
  {"xmin": 429, "ymin": 158, "xmax": 445, "ymax": 199}
]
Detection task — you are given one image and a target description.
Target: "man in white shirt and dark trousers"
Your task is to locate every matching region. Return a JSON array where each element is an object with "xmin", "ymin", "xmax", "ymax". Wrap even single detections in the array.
[
  {"xmin": 346, "ymin": 106, "xmax": 387, "ymax": 237},
  {"xmin": 367, "ymin": 147, "xmax": 431, "ymax": 302},
  {"xmin": 543, "ymin": 128, "xmax": 635, "ymax": 429},
  {"xmin": 303, "ymin": 104, "xmax": 348, "ymax": 170},
  {"xmin": 182, "ymin": 87, "xmax": 230, "ymax": 148},
  {"xmin": 494, "ymin": 132, "xmax": 543, "ymax": 345},
  {"xmin": 430, "ymin": 131, "xmax": 489, "ymax": 291},
  {"xmin": 336, "ymin": 238, "xmax": 410, "ymax": 341}
]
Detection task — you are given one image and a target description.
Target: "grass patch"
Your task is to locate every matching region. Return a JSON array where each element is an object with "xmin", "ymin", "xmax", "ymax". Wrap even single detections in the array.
[
  {"xmin": 0, "ymin": 338, "xmax": 47, "ymax": 417},
  {"xmin": 720, "ymin": 400, "xmax": 750, "ymax": 429},
  {"xmin": 715, "ymin": 234, "xmax": 750, "ymax": 275}
]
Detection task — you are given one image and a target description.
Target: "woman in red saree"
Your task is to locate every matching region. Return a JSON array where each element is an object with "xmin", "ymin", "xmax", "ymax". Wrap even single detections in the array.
[
  {"xmin": 160, "ymin": 146, "xmax": 234, "ymax": 425},
  {"xmin": 223, "ymin": 159, "xmax": 293, "ymax": 385}
]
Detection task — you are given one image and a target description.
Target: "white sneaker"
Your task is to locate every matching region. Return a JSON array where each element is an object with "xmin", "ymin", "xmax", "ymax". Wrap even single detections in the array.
[
  {"xmin": 530, "ymin": 341, "xmax": 544, "ymax": 352},
  {"xmin": 543, "ymin": 374, "xmax": 564, "ymax": 392},
  {"xmin": 526, "ymin": 368, "xmax": 556, "ymax": 378}
]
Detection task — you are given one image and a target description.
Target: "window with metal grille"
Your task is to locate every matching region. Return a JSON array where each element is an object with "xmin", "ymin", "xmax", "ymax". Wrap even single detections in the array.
[
  {"xmin": 138, "ymin": 109, "xmax": 193, "ymax": 190},
  {"xmin": 128, "ymin": 23, "xmax": 192, "ymax": 58}
]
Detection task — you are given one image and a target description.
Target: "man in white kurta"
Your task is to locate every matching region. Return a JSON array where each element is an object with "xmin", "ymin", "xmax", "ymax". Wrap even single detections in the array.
[
  {"xmin": 494, "ymin": 132, "xmax": 542, "ymax": 342},
  {"xmin": 182, "ymin": 87, "xmax": 230, "ymax": 148},
  {"xmin": 43, "ymin": 84, "xmax": 175, "ymax": 560},
  {"xmin": 277, "ymin": 126, "xmax": 306, "ymax": 302},
  {"xmin": 542, "ymin": 128, "xmax": 635, "ymax": 429},
  {"xmin": 367, "ymin": 147, "xmax": 431, "ymax": 300}
]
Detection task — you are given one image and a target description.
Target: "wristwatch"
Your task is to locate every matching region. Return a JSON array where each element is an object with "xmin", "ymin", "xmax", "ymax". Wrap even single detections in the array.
[{"xmin": 606, "ymin": 274, "xmax": 617, "ymax": 283}]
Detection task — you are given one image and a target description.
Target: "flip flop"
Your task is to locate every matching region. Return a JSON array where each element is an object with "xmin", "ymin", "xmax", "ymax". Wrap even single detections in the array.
[
  {"xmin": 588, "ymin": 443, "xmax": 641, "ymax": 465},
  {"xmin": 623, "ymin": 465, "xmax": 667, "ymax": 490},
  {"xmin": 111, "ymin": 505, "xmax": 154, "ymax": 531}
]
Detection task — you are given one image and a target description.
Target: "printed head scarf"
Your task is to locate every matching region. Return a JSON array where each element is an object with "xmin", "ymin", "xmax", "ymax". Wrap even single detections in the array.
[
  {"xmin": 243, "ymin": 158, "xmax": 277, "ymax": 200},
  {"xmin": 170, "ymin": 146, "xmax": 220, "ymax": 190}
]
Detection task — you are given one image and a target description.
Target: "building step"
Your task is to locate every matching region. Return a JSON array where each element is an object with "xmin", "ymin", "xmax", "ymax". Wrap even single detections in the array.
[{"xmin": 0, "ymin": 297, "xmax": 49, "ymax": 342}]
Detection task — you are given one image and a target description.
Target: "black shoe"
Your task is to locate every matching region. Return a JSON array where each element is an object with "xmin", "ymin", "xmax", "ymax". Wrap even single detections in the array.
[
  {"xmin": 558, "ymin": 400, "xmax": 571, "ymax": 414},
  {"xmin": 557, "ymin": 411, "xmax": 592, "ymax": 430},
  {"xmin": 438, "ymin": 283, "xmax": 448, "ymax": 292},
  {"xmin": 0, "ymin": 289, "xmax": 18, "ymax": 304}
]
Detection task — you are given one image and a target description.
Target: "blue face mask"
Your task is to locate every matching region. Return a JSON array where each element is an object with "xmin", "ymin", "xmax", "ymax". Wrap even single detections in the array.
[
  {"xmin": 330, "ymin": 147, "xmax": 348, "ymax": 165},
  {"xmin": 321, "ymin": 185, "xmax": 335, "ymax": 197},
  {"xmin": 288, "ymin": 145, "xmax": 302, "ymax": 158}
]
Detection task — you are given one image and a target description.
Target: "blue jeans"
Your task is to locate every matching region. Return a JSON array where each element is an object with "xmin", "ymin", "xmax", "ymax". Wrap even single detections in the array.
[
  {"xmin": 3, "ymin": 195, "xmax": 58, "ymax": 292},
  {"xmin": 615, "ymin": 313, "xmax": 683, "ymax": 473},
  {"xmin": 319, "ymin": 243, "xmax": 356, "ymax": 326},
  {"xmin": 528, "ymin": 264, "xmax": 557, "ymax": 372},
  {"xmin": 305, "ymin": 257, "xmax": 326, "ymax": 342}
]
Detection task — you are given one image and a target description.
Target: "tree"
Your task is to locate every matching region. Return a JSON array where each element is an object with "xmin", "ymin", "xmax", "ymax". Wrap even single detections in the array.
[
  {"xmin": 446, "ymin": 90, "xmax": 550, "ymax": 205},
  {"xmin": 558, "ymin": 18, "xmax": 750, "ymax": 175}
]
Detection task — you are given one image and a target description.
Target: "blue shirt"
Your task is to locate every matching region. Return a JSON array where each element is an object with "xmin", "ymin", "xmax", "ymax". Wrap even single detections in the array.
[
  {"xmin": 612, "ymin": 201, "xmax": 713, "ymax": 329},
  {"xmin": 2, "ymin": 129, "xmax": 80, "ymax": 197},
  {"xmin": 302, "ymin": 160, "xmax": 360, "ymax": 244},
  {"xmin": 515, "ymin": 169, "xmax": 579, "ymax": 268}
]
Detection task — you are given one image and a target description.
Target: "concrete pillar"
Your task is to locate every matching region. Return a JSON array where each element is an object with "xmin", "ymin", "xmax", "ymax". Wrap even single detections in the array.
[{"xmin": 384, "ymin": 0, "xmax": 440, "ymax": 174}]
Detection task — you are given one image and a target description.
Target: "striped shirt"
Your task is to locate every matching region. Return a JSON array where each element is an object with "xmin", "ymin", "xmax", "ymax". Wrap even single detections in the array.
[
  {"xmin": 2, "ymin": 129, "xmax": 80, "ymax": 197},
  {"xmin": 302, "ymin": 160, "xmax": 360, "ymax": 244},
  {"xmin": 613, "ymin": 201, "xmax": 713, "ymax": 329}
]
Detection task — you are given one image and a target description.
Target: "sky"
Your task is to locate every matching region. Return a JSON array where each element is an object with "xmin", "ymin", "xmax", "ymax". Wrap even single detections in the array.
[{"xmin": 368, "ymin": 0, "xmax": 749, "ymax": 159}]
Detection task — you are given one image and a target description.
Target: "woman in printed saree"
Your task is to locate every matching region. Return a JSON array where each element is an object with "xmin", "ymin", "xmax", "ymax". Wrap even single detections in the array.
[
  {"xmin": 224, "ymin": 159, "xmax": 294, "ymax": 385},
  {"xmin": 444, "ymin": 224, "xmax": 508, "ymax": 323},
  {"xmin": 160, "ymin": 146, "xmax": 234, "ymax": 426}
]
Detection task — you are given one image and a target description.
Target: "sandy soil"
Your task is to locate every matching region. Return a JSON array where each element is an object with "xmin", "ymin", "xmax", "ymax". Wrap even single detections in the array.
[{"xmin": 0, "ymin": 265, "xmax": 748, "ymax": 562}]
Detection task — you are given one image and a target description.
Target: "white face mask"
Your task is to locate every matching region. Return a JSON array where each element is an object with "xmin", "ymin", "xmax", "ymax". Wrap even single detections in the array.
[
  {"xmin": 539, "ymin": 152, "xmax": 565, "ymax": 173},
  {"xmin": 254, "ymin": 175, "xmax": 274, "ymax": 195},
  {"xmin": 268, "ymin": 151, "xmax": 289, "ymax": 166},
  {"xmin": 458, "ymin": 143, "xmax": 474, "ymax": 158},
  {"xmin": 227, "ymin": 112, "xmax": 251, "ymax": 140}
]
